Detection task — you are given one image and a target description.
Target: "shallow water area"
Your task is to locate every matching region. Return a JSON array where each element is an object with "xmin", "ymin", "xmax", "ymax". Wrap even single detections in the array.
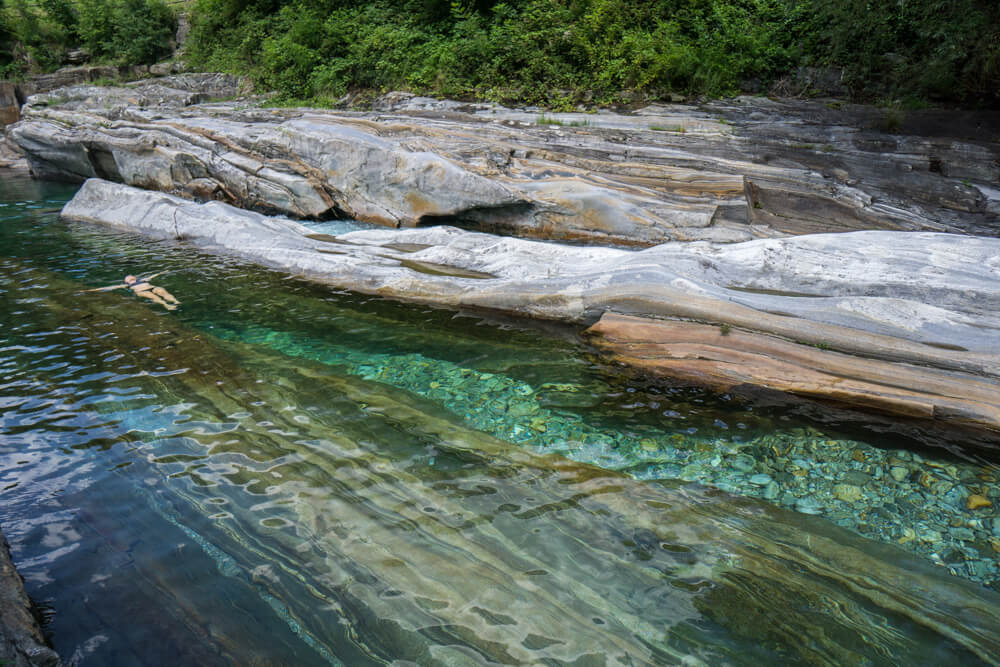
[{"xmin": 2, "ymin": 172, "xmax": 1000, "ymax": 665}]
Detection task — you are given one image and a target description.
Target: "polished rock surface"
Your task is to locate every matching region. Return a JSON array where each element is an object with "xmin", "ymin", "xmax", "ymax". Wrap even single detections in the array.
[{"xmin": 61, "ymin": 178, "xmax": 1000, "ymax": 434}]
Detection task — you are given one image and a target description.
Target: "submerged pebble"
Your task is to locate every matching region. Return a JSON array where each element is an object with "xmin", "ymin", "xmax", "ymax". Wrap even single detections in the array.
[
  {"xmin": 833, "ymin": 484, "xmax": 863, "ymax": 503},
  {"xmin": 795, "ymin": 497, "xmax": 824, "ymax": 515},
  {"xmin": 967, "ymin": 494, "xmax": 992, "ymax": 510},
  {"xmin": 890, "ymin": 466, "xmax": 909, "ymax": 482}
]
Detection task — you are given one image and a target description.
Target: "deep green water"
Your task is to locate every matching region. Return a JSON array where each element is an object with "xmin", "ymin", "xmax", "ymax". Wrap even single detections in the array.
[{"xmin": 2, "ymin": 174, "xmax": 999, "ymax": 665}]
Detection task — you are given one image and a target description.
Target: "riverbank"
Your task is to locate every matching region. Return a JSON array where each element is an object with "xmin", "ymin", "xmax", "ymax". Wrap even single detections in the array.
[{"xmin": 3, "ymin": 73, "xmax": 996, "ymax": 441}]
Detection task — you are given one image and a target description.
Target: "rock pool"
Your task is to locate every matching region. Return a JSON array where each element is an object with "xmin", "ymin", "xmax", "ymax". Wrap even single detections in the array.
[{"xmin": 2, "ymin": 174, "xmax": 999, "ymax": 664}]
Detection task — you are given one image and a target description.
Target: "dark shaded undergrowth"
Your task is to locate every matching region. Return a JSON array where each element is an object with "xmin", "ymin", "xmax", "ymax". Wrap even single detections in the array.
[
  {"xmin": 2, "ymin": 0, "xmax": 998, "ymax": 109},
  {"xmin": 0, "ymin": 0, "xmax": 176, "ymax": 77},
  {"xmin": 183, "ymin": 0, "xmax": 1000, "ymax": 108}
]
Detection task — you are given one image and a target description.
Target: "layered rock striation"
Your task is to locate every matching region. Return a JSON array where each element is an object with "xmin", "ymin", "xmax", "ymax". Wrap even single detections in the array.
[
  {"xmin": 9, "ymin": 79, "xmax": 999, "ymax": 245},
  {"xmin": 62, "ymin": 178, "xmax": 1000, "ymax": 438}
]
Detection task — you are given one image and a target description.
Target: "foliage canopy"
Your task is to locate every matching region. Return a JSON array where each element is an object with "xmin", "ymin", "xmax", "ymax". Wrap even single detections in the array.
[
  {"xmin": 0, "ymin": 0, "xmax": 176, "ymax": 75},
  {"xmin": 2, "ymin": 0, "xmax": 997, "ymax": 107},
  {"xmin": 184, "ymin": 0, "xmax": 1000, "ymax": 107}
]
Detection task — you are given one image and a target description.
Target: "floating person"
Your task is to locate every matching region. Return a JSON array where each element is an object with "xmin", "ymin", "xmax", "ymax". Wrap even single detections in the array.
[{"xmin": 80, "ymin": 271, "xmax": 180, "ymax": 310}]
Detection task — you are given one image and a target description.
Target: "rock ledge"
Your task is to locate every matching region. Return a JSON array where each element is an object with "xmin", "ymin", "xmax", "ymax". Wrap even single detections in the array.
[{"xmin": 61, "ymin": 178, "xmax": 1000, "ymax": 440}]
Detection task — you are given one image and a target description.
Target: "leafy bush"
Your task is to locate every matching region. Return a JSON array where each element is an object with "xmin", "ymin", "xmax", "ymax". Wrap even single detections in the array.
[
  {"xmin": 2, "ymin": 0, "xmax": 70, "ymax": 70},
  {"xmin": 76, "ymin": 0, "xmax": 175, "ymax": 63},
  {"xmin": 0, "ymin": 0, "xmax": 176, "ymax": 73},
  {"xmin": 804, "ymin": 0, "xmax": 1000, "ymax": 103},
  {"xmin": 171, "ymin": 0, "xmax": 1000, "ymax": 107}
]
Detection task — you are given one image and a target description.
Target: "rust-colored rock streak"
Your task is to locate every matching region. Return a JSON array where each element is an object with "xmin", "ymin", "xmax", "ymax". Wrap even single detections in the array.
[{"xmin": 587, "ymin": 313, "xmax": 1000, "ymax": 432}]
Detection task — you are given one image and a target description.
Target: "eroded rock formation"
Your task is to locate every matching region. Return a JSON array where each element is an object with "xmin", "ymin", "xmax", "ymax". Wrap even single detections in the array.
[
  {"xmin": 61, "ymin": 178, "xmax": 1000, "ymax": 437},
  {"xmin": 7, "ymin": 73, "xmax": 1000, "ymax": 665},
  {"xmin": 9, "ymin": 79, "xmax": 999, "ymax": 245},
  {"xmin": 0, "ymin": 82, "xmax": 20, "ymax": 128},
  {"xmin": 8, "ymin": 75, "xmax": 999, "ymax": 430}
]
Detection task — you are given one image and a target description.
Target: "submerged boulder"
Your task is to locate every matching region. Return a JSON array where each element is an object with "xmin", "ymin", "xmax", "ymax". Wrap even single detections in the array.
[{"xmin": 61, "ymin": 178, "xmax": 1000, "ymax": 437}]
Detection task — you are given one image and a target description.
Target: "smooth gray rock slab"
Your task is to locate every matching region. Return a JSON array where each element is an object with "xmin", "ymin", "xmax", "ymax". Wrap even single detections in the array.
[
  {"xmin": 62, "ymin": 179, "xmax": 1000, "ymax": 366},
  {"xmin": 23, "ymin": 73, "xmax": 242, "ymax": 111}
]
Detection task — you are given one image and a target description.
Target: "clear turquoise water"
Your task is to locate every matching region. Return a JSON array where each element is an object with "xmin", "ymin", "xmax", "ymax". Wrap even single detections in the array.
[{"xmin": 2, "ymin": 174, "xmax": 999, "ymax": 665}]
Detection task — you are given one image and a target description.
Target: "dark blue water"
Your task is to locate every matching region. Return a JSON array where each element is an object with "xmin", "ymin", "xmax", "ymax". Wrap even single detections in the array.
[{"xmin": 2, "ymin": 172, "xmax": 998, "ymax": 665}]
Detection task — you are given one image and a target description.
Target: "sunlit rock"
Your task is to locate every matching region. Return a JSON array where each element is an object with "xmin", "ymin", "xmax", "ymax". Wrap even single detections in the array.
[{"xmin": 61, "ymin": 178, "xmax": 1000, "ymax": 435}]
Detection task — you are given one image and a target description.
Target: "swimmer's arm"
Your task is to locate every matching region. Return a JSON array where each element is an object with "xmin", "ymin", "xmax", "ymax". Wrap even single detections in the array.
[
  {"xmin": 78, "ymin": 283, "xmax": 127, "ymax": 293},
  {"xmin": 140, "ymin": 271, "xmax": 169, "ymax": 281}
]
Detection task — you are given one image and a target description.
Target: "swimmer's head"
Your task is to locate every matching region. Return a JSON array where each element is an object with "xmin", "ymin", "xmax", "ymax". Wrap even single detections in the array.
[{"xmin": 124, "ymin": 275, "xmax": 137, "ymax": 284}]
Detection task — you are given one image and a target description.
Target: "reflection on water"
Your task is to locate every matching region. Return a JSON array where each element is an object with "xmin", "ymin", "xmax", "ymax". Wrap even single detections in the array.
[{"xmin": 1, "ymin": 173, "xmax": 999, "ymax": 665}]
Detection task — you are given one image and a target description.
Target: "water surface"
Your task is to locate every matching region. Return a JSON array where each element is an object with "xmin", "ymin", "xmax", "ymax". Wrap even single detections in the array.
[{"xmin": 1, "ymin": 173, "xmax": 999, "ymax": 665}]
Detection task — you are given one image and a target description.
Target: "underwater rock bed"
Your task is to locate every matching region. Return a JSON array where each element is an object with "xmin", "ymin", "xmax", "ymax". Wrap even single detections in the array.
[
  {"xmin": 4, "ymin": 172, "xmax": 1000, "ymax": 664},
  {"xmin": 11, "ymin": 260, "xmax": 1000, "ymax": 664},
  {"xmin": 217, "ymin": 321, "xmax": 1000, "ymax": 589}
]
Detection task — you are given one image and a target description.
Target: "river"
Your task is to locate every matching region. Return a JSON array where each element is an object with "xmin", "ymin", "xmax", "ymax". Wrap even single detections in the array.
[{"xmin": 1, "ymin": 173, "xmax": 998, "ymax": 665}]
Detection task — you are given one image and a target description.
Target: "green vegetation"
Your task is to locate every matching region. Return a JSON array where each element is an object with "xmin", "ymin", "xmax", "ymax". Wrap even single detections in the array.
[
  {"xmin": 880, "ymin": 107, "xmax": 905, "ymax": 133},
  {"xmin": 537, "ymin": 114, "xmax": 588, "ymax": 126},
  {"xmin": 650, "ymin": 124, "xmax": 685, "ymax": 132},
  {"xmin": 3, "ymin": 0, "xmax": 998, "ymax": 108},
  {"xmin": 0, "ymin": 0, "xmax": 176, "ymax": 76},
  {"xmin": 796, "ymin": 338, "xmax": 833, "ymax": 350},
  {"xmin": 182, "ymin": 0, "xmax": 999, "ymax": 107},
  {"xmin": 802, "ymin": 0, "xmax": 1000, "ymax": 104}
]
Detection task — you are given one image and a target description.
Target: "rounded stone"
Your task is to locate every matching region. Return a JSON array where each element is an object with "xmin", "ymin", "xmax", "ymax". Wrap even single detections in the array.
[
  {"xmin": 833, "ymin": 484, "xmax": 864, "ymax": 503},
  {"xmin": 932, "ymin": 480, "xmax": 954, "ymax": 495},
  {"xmin": 889, "ymin": 466, "xmax": 909, "ymax": 483},
  {"xmin": 795, "ymin": 497, "xmax": 824, "ymax": 515},
  {"xmin": 919, "ymin": 529, "xmax": 942, "ymax": 543},
  {"xmin": 842, "ymin": 470, "xmax": 871, "ymax": 487},
  {"xmin": 967, "ymin": 494, "xmax": 992, "ymax": 510},
  {"xmin": 951, "ymin": 527, "xmax": 976, "ymax": 542},
  {"xmin": 749, "ymin": 473, "xmax": 772, "ymax": 486}
]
